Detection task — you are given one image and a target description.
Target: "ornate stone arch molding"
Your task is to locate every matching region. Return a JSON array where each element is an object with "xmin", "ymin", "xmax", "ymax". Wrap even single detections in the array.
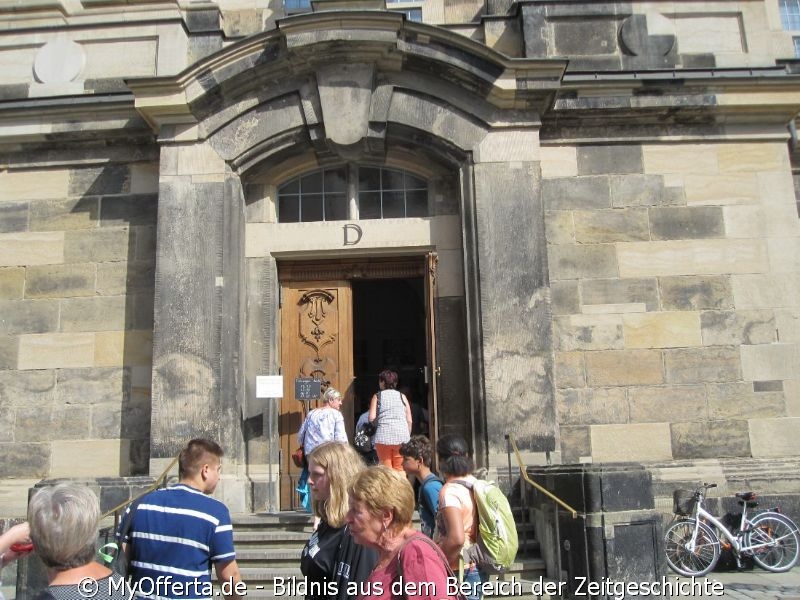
[{"xmin": 126, "ymin": 11, "xmax": 567, "ymax": 159}]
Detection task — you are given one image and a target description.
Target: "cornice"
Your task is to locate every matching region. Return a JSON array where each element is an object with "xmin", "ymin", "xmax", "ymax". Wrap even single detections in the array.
[
  {"xmin": 124, "ymin": 11, "xmax": 569, "ymax": 132},
  {"xmin": 0, "ymin": 92, "xmax": 153, "ymax": 145}
]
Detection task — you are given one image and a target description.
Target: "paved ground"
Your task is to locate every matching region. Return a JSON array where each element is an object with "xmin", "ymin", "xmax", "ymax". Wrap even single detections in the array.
[{"xmin": 674, "ymin": 569, "xmax": 800, "ymax": 599}]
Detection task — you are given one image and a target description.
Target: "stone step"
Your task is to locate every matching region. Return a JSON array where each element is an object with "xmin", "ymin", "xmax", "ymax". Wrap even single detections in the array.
[
  {"xmin": 235, "ymin": 548, "xmax": 303, "ymax": 568},
  {"xmin": 234, "ymin": 530, "xmax": 310, "ymax": 544}
]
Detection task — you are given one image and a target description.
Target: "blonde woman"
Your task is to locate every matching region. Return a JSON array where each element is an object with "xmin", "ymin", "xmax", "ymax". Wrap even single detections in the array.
[
  {"xmin": 301, "ymin": 442, "xmax": 377, "ymax": 600},
  {"xmin": 346, "ymin": 466, "xmax": 460, "ymax": 600}
]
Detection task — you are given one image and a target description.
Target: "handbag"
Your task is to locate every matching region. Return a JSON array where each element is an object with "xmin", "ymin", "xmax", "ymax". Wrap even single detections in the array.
[
  {"xmin": 354, "ymin": 426, "xmax": 373, "ymax": 452},
  {"xmin": 354, "ymin": 394, "xmax": 380, "ymax": 452},
  {"xmin": 291, "ymin": 446, "xmax": 305, "ymax": 468}
]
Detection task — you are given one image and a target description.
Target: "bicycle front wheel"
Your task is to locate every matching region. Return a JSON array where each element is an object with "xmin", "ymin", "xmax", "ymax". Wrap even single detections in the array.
[
  {"xmin": 746, "ymin": 513, "xmax": 800, "ymax": 572},
  {"xmin": 664, "ymin": 519, "xmax": 721, "ymax": 576}
]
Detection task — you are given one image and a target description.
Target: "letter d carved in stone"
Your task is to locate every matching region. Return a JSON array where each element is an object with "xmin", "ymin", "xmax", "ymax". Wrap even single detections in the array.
[{"xmin": 343, "ymin": 223, "xmax": 363, "ymax": 246}]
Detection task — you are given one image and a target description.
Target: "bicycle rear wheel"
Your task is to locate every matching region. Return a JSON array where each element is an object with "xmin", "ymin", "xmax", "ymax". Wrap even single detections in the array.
[
  {"xmin": 746, "ymin": 513, "xmax": 800, "ymax": 572},
  {"xmin": 664, "ymin": 519, "xmax": 720, "ymax": 576}
]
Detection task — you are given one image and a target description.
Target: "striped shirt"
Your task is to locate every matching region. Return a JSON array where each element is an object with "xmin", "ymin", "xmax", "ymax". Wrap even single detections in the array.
[{"xmin": 118, "ymin": 484, "xmax": 236, "ymax": 600}]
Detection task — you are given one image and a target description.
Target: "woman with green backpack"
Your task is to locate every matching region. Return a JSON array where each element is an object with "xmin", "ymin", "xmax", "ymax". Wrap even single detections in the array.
[{"xmin": 434, "ymin": 434, "xmax": 485, "ymax": 600}]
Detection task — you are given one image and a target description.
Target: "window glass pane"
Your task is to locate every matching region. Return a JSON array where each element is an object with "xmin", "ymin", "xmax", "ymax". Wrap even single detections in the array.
[
  {"xmin": 279, "ymin": 197, "xmax": 300, "ymax": 223},
  {"xmin": 324, "ymin": 167, "xmax": 347, "ymax": 194},
  {"xmin": 325, "ymin": 194, "xmax": 349, "ymax": 221},
  {"xmin": 383, "ymin": 191, "xmax": 405, "ymax": 218},
  {"xmin": 405, "ymin": 173, "xmax": 426, "ymax": 190},
  {"xmin": 302, "ymin": 195, "xmax": 324, "ymax": 222},
  {"xmin": 279, "ymin": 179, "xmax": 299, "ymax": 195},
  {"xmin": 781, "ymin": 0, "xmax": 800, "ymax": 29},
  {"xmin": 284, "ymin": 0, "xmax": 311, "ymax": 11},
  {"xmin": 406, "ymin": 190, "xmax": 428, "ymax": 217},
  {"xmin": 359, "ymin": 167, "xmax": 381, "ymax": 191},
  {"xmin": 279, "ymin": 165, "xmax": 429, "ymax": 223},
  {"xmin": 301, "ymin": 171, "xmax": 323, "ymax": 194},
  {"xmin": 360, "ymin": 192, "xmax": 382, "ymax": 219},
  {"xmin": 382, "ymin": 169, "xmax": 405, "ymax": 190},
  {"xmin": 795, "ymin": 36, "xmax": 800, "ymax": 57}
]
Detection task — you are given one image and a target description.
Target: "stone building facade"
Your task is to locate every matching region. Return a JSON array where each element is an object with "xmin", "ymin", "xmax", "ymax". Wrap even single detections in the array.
[{"xmin": 1, "ymin": 0, "xmax": 800, "ymax": 519}]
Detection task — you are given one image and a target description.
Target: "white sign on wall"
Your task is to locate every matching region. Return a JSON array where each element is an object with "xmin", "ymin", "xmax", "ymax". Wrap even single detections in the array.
[{"xmin": 256, "ymin": 375, "xmax": 284, "ymax": 398}]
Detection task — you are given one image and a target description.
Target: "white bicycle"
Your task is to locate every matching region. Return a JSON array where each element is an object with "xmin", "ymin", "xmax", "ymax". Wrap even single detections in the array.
[{"xmin": 664, "ymin": 483, "xmax": 800, "ymax": 576}]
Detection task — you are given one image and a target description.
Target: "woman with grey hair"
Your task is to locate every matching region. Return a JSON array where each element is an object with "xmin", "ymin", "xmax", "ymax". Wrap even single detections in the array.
[{"xmin": 28, "ymin": 483, "xmax": 129, "ymax": 600}]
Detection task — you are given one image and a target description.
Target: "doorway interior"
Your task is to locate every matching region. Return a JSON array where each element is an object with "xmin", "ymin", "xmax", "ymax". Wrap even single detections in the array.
[
  {"xmin": 351, "ymin": 278, "xmax": 428, "ymax": 433},
  {"xmin": 276, "ymin": 255, "xmax": 437, "ymax": 509}
]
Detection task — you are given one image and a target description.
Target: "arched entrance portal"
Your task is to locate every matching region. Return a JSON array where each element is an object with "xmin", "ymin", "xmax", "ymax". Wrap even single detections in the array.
[{"xmin": 132, "ymin": 11, "xmax": 559, "ymax": 512}]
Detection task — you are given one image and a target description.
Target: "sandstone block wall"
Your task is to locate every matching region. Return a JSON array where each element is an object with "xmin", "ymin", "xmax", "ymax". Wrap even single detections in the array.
[
  {"xmin": 543, "ymin": 142, "xmax": 800, "ymax": 464},
  {"xmin": 0, "ymin": 160, "xmax": 158, "ymax": 515}
]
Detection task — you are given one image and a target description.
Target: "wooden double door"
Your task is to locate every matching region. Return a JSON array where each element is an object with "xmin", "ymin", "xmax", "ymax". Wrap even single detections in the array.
[{"xmin": 278, "ymin": 255, "xmax": 438, "ymax": 509}]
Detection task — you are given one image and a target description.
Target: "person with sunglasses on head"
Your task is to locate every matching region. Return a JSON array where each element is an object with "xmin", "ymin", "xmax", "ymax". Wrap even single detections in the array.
[{"xmin": 28, "ymin": 483, "xmax": 130, "ymax": 600}]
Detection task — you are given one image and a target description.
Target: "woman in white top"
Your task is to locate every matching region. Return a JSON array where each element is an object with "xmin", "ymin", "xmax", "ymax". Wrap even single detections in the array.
[
  {"xmin": 434, "ymin": 433, "xmax": 485, "ymax": 600},
  {"xmin": 368, "ymin": 369, "xmax": 412, "ymax": 470},
  {"xmin": 299, "ymin": 388, "xmax": 348, "ymax": 458}
]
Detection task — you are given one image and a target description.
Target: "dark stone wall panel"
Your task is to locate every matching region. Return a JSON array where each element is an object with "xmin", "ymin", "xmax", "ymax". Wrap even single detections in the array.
[
  {"xmin": 0, "ymin": 202, "xmax": 28, "ymax": 233},
  {"xmin": 577, "ymin": 144, "xmax": 643, "ymax": 175},
  {"xmin": 435, "ymin": 296, "xmax": 470, "ymax": 438},
  {"xmin": 0, "ymin": 443, "xmax": 49, "ymax": 477},
  {"xmin": 553, "ymin": 20, "xmax": 619, "ymax": 56},
  {"xmin": 473, "ymin": 162, "xmax": 555, "ymax": 452},
  {"xmin": 649, "ymin": 206, "xmax": 724, "ymax": 240},
  {"xmin": 150, "ymin": 180, "xmax": 224, "ymax": 458},
  {"xmin": 671, "ymin": 420, "xmax": 751, "ymax": 459}
]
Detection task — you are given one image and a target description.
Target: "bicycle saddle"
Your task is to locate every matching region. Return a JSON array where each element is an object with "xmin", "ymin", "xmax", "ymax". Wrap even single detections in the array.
[{"xmin": 736, "ymin": 491, "xmax": 759, "ymax": 507}]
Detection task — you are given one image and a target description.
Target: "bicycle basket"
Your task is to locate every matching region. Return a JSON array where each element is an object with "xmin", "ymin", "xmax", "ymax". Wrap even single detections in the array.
[{"xmin": 673, "ymin": 489, "xmax": 697, "ymax": 516}]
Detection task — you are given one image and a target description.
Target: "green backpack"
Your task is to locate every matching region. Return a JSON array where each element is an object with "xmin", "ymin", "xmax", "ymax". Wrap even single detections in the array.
[{"xmin": 455, "ymin": 478, "xmax": 519, "ymax": 573}]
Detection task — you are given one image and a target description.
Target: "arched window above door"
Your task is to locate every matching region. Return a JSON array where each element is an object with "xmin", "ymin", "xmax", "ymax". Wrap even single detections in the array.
[{"xmin": 277, "ymin": 165, "xmax": 428, "ymax": 223}]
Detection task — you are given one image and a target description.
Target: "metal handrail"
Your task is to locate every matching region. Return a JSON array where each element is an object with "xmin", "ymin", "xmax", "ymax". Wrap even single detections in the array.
[
  {"xmin": 100, "ymin": 456, "xmax": 180, "ymax": 523},
  {"xmin": 507, "ymin": 434, "xmax": 581, "ymax": 519}
]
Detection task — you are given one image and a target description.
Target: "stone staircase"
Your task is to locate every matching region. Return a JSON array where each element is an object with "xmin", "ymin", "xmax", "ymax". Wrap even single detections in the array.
[{"xmin": 230, "ymin": 510, "xmax": 549, "ymax": 599}]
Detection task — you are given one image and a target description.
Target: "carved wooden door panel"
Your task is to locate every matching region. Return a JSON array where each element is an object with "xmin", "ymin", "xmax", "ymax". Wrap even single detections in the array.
[{"xmin": 279, "ymin": 281, "xmax": 353, "ymax": 510}]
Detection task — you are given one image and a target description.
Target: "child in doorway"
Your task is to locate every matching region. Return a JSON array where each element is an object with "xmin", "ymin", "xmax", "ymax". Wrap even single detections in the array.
[{"xmin": 399, "ymin": 435, "xmax": 443, "ymax": 538}]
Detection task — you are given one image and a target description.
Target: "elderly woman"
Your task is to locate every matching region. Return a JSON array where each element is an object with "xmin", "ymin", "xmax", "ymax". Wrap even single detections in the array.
[
  {"xmin": 368, "ymin": 369, "xmax": 412, "ymax": 471},
  {"xmin": 301, "ymin": 442, "xmax": 377, "ymax": 600},
  {"xmin": 297, "ymin": 387, "xmax": 348, "ymax": 513},
  {"xmin": 346, "ymin": 466, "xmax": 459, "ymax": 600},
  {"xmin": 434, "ymin": 434, "xmax": 485, "ymax": 600},
  {"xmin": 299, "ymin": 387, "xmax": 348, "ymax": 457},
  {"xmin": 28, "ymin": 483, "xmax": 129, "ymax": 600}
]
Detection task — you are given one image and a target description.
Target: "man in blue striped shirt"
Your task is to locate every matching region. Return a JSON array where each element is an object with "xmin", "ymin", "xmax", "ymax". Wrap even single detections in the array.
[{"xmin": 118, "ymin": 439, "xmax": 243, "ymax": 600}]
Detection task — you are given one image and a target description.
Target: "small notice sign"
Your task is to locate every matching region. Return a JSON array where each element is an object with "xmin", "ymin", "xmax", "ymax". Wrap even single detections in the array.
[
  {"xmin": 295, "ymin": 378, "xmax": 321, "ymax": 401},
  {"xmin": 256, "ymin": 375, "xmax": 283, "ymax": 398}
]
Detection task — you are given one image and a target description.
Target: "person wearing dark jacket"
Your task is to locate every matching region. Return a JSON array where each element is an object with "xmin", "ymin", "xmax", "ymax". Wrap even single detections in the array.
[{"xmin": 301, "ymin": 441, "xmax": 377, "ymax": 600}]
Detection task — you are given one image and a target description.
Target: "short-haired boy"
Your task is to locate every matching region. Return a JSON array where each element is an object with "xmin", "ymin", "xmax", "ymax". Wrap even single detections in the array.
[{"xmin": 399, "ymin": 435, "xmax": 443, "ymax": 538}]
